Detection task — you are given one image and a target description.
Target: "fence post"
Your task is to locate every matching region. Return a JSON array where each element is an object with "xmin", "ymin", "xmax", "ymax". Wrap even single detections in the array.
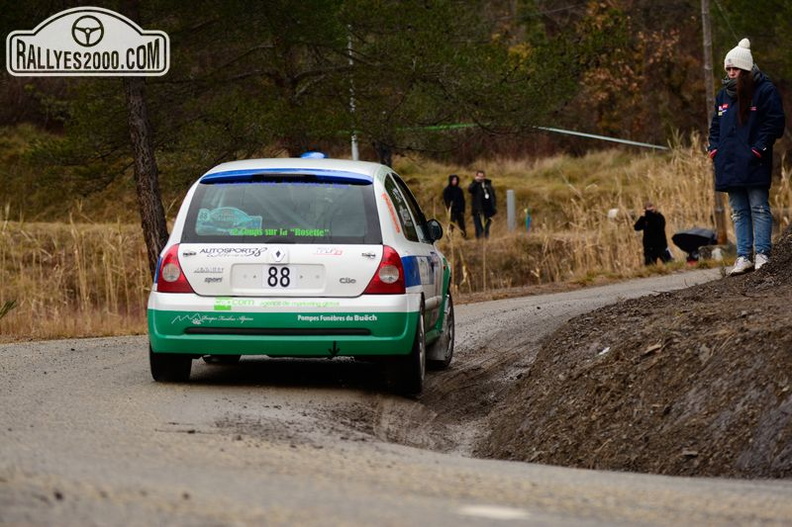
[{"xmin": 506, "ymin": 189, "xmax": 516, "ymax": 231}]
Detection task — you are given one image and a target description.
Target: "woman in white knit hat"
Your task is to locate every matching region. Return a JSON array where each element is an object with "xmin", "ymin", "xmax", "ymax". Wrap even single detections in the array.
[{"xmin": 707, "ymin": 38, "xmax": 786, "ymax": 275}]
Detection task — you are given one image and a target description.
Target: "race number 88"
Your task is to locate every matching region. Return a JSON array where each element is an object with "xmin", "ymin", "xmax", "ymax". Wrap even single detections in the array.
[{"xmin": 267, "ymin": 266, "xmax": 290, "ymax": 287}]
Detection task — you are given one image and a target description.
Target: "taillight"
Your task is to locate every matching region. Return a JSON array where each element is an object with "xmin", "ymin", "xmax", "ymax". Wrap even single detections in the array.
[
  {"xmin": 364, "ymin": 246, "xmax": 406, "ymax": 294},
  {"xmin": 155, "ymin": 244, "xmax": 195, "ymax": 293}
]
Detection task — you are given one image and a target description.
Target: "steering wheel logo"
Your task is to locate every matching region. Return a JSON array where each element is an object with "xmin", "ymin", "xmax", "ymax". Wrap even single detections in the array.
[{"xmin": 71, "ymin": 15, "xmax": 104, "ymax": 47}]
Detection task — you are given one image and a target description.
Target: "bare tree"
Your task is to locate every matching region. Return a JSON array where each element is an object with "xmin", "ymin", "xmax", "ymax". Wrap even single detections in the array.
[
  {"xmin": 123, "ymin": 76, "xmax": 169, "ymax": 277},
  {"xmin": 122, "ymin": 0, "xmax": 168, "ymax": 277}
]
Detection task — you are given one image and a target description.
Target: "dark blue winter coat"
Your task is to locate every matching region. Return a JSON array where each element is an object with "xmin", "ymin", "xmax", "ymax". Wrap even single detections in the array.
[{"xmin": 707, "ymin": 70, "xmax": 785, "ymax": 191}]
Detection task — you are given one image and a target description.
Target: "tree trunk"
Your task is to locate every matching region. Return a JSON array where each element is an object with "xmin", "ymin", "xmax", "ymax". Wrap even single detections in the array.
[
  {"xmin": 124, "ymin": 76, "xmax": 169, "ymax": 278},
  {"xmin": 700, "ymin": 0, "xmax": 728, "ymax": 245},
  {"xmin": 373, "ymin": 141, "xmax": 393, "ymax": 167}
]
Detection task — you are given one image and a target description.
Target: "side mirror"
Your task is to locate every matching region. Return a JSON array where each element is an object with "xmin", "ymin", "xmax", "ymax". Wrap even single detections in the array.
[{"xmin": 426, "ymin": 219, "xmax": 444, "ymax": 242}]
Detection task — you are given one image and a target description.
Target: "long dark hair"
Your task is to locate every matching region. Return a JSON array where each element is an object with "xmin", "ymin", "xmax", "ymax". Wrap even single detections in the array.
[{"xmin": 737, "ymin": 69, "xmax": 755, "ymax": 125}]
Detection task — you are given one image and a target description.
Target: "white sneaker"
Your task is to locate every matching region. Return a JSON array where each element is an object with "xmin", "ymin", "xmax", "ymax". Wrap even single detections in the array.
[
  {"xmin": 728, "ymin": 256, "xmax": 754, "ymax": 276},
  {"xmin": 755, "ymin": 253, "xmax": 770, "ymax": 270}
]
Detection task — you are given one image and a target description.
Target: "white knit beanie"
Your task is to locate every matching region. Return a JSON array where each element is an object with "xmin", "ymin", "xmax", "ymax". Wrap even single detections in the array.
[{"xmin": 724, "ymin": 38, "xmax": 753, "ymax": 71}]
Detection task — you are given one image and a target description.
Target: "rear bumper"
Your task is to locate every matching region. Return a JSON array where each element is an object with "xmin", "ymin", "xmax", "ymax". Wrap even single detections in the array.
[{"xmin": 148, "ymin": 292, "xmax": 419, "ymax": 357}]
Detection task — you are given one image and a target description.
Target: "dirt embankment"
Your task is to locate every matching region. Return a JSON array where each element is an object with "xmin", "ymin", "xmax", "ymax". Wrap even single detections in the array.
[{"xmin": 477, "ymin": 225, "xmax": 792, "ymax": 479}]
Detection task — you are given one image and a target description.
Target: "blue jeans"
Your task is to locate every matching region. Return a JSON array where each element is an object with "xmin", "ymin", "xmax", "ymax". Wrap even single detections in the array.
[{"xmin": 727, "ymin": 187, "xmax": 772, "ymax": 258}]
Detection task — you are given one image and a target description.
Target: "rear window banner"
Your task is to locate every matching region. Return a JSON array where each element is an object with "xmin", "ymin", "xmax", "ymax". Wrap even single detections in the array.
[{"xmin": 196, "ymin": 208, "xmax": 263, "ymax": 236}]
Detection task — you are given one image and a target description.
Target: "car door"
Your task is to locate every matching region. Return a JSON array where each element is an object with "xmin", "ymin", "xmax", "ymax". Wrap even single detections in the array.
[{"xmin": 386, "ymin": 173, "xmax": 443, "ymax": 327}]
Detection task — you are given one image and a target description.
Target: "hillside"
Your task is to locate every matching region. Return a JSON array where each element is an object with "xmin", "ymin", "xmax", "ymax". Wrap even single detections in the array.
[{"xmin": 478, "ymin": 224, "xmax": 792, "ymax": 478}]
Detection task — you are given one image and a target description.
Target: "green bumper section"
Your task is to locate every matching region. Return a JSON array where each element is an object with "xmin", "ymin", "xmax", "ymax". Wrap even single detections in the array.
[{"xmin": 148, "ymin": 310, "xmax": 417, "ymax": 357}]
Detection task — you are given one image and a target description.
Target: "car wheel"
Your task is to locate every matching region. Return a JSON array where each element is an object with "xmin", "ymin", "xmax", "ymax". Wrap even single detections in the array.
[
  {"xmin": 393, "ymin": 306, "xmax": 426, "ymax": 396},
  {"xmin": 149, "ymin": 345, "xmax": 192, "ymax": 382},
  {"xmin": 427, "ymin": 294, "xmax": 454, "ymax": 370},
  {"xmin": 202, "ymin": 354, "xmax": 241, "ymax": 365}
]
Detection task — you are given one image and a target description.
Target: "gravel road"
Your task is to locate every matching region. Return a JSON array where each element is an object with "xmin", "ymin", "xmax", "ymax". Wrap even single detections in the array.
[{"xmin": 3, "ymin": 268, "xmax": 791, "ymax": 526}]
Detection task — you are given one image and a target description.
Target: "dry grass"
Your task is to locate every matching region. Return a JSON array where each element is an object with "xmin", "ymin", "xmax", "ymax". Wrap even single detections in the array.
[
  {"xmin": 2, "ymin": 138, "xmax": 790, "ymax": 341},
  {"xmin": 427, "ymin": 136, "xmax": 791, "ymax": 295},
  {"xmin": 0, "ymin": 217, "xmax": 150, "ymax": 341}
]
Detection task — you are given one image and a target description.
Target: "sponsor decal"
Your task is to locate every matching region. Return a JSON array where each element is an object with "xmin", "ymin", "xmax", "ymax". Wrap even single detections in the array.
[
  {"xmin": 402, "ymin": 255, "xmax": 433, "ymax": 287},
  {"xmin": 257, "ymin": 300, "xmax": 341, "ymax": 308},
  {"xmin": 6, "ymin": 6, "xmax": 169, "ymax": 77},
  {"xmin": 200, "ymin": 247, "xmax": 265, "ymax": 258},
  {"xmin": 193, "ymin": 266, "xmax": 224, "ymax": 274},
  {"xmin": 388, "ymin": 186, "xmax": 414, "ymax": 228},
  {"xmin": 297, "ymin": 314, "xmax": 378, "ymax": 322},
  {"xmin": 229, "ymin": 228, "xmax": 264, "ymax": 236},
  {"xmin": 417, "ymin": 257, "xmax": 432, "ymax": 284},
  {"xmin": 398, "ymin": 205, "xmax": 414, "ymax": 227},
  {"xmin": 382, "ymin": 192, "xmax": 400, "ymax": 233},
  {"xmin": 171, "ymin": 313, "xmax": 253, "ymax": 325},
  {"xmin": 291, "ymin": 228, "xmax": 328, "ymax": 237},
  {"xmin": 260, "ymin": 228, "xmax": 329, "ymax": 237},
  {"xmin": 196, "ymin": 207, "xmax": 263, "ymax": 236},
  {"xmin": 315, "ymin": 247, "xmax": 343, "ymax": 256},
  {"xmin": 213, "ymin": 297, "xmax": 255, "ymax": 311}
]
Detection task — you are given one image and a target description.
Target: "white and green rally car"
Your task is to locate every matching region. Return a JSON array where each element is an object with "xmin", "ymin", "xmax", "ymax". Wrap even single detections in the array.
[{"xmin": 148, "ymin": 157, "xmax": 454, "ymax": 394}]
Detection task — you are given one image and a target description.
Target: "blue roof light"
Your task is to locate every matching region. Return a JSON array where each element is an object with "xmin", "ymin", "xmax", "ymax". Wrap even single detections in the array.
[{"xmin": 300, "ymin": 151, "xmax": 327, "ymax": 159}]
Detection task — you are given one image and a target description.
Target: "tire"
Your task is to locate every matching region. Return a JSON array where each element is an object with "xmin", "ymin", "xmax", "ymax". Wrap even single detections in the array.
[
  {"xmin": 149, "ymin": 345, "xmax": 192, "ymax": 382},
  {"xmin": 427, "ymin": 294, "xmax": 454, "ymax": 370},
  {"xmin": 393, "ymin": 306, "xmax": 426, "ymax": 396},
  {"xmin": 202, "ymin": 354, "xmax": 241, "ymax": 365}
]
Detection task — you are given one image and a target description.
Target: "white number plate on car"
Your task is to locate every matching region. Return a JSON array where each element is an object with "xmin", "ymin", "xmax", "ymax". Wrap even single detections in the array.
[
  {"xmin": 262, "ymin": 265, "xmax": 326, "ymax": 289},
  {"xmin": 231, "ymin": 264, "xmax": 325, "ymax": 290},
  {"xmin": 264, "ymin": 265, "xmax": 296, "ymax": 288}
]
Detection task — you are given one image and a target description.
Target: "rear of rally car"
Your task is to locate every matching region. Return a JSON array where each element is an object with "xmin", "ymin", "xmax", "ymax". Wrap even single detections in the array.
[{"xmin": 147, "ymin": 159, "xmax": 429, "ymax": 388}]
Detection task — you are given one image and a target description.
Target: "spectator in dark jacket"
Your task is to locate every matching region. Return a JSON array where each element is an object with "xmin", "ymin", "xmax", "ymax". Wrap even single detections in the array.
[
  {"xmin": 708, "ymin": 38, "xmax": 786, "ymax": 275},
  {"xmin": 468, "ymin": 170, "xmax": 496, "ymax": 238},
  {"xmin": 442, "ymin": 174, "xmax": 466, "ymax": 238},
  {"xmin": 634, "ymin": 202, "xmax": 671, "ymax": 265}
]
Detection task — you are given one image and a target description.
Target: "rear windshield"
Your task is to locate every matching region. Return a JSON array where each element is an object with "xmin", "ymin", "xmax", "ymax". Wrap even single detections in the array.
[{"xmin": 181, "ymin": 176, "xmax": 382, "ymax": 244}]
